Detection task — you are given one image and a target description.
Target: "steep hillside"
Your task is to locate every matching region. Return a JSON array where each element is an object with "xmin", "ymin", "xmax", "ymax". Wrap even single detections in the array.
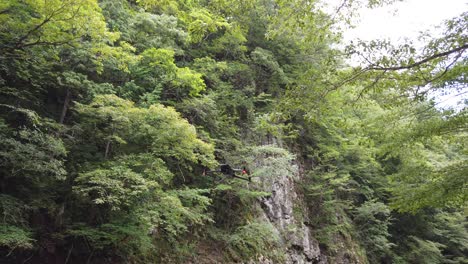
[{"xmin": 0, "ymin": 0, "xmax": 466, "ymax": 263}]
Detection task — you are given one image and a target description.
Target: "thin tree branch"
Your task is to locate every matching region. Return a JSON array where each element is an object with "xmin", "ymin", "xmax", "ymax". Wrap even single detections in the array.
[
  {"xmin": 367, "ymin": 44, "xmax": 468, "ymax": 71},
  {"xmin": 14, "ymin": 1, "xmax": 72, "ymax": 48}
]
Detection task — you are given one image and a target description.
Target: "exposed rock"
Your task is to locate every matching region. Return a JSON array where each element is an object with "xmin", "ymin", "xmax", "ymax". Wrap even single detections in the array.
[{"xmin": 255, "ymin": 154, "xmax": 327, "ymax": 264}]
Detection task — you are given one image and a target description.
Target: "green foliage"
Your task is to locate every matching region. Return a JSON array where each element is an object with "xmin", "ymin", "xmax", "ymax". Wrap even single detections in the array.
[
  {"xmin": 250, "ymin": 47, "xmax": 287, "ymax": 95},
  {"xmin": 69, "ymin": 95, "xmax": 216, "ymax": 262},
  {"xmin": 75, "ymin": 94, "xmax": 215, "ymax": 166},
  {"xmin": 405, "ymin": 236, "xmax": 445, "ymax": 264},
  {"xmin": 0, "ymin": 0, "xmax": 118, "ymax": 51},
  {"xmin": 0, "ymin": 128, "xmax": 67, "ymax": 181},
  {"xmin": 354, "ymin": 201, "xmax": 394, "ymax": 262},
  {"xmin": 0, "ymin": 225, "xmax": 34, "ymax": 250},
  {"xmin": 68, "ymin": 220, "xmax": 153, "ymax": 257},
  {"xmin": 227, "ymin": 222, "xmax": 284, "ymax": 262},
  {"xmin": 208, "ymin": 146, "xmax": 298, "ymax": 234},
  {"xmin": 390, "ymin": 158, "xmax": 468, "ymax": 212},
  {"xmin": 187, "ymin": 8, "xmax": 229, "ymax": 43},
  {"xmin": 74, "ymin": 165, "xmax": 160, "ymax": 211},
  {"xmin": 126, "ymin": 13, "xmax": 187, "ymax": 52},
  {"xmin": 173, "ymin": 67, "xmax": 206, "ymax": 97},
  {"xmin": 245, "ymin": 145, "xmax": 298, "ymax": 182},
  {"xmin": 387, "ymin": 210, "xmax": 468, "ymax": 264},
  {"xmin": 1, "ymin": 0, "xmax": 467, "ymax": 263},
  {"xmin": 208, "ymin": 24, "xmax": 248, "ymax": 59},
  {"xmin": 126, "ymin": 48, "xmax": 206, "ymax": 103},
  {"xmin": 0, "ymin": 117, "xmax": 68, "ymax": 254},
  {"xmin": 0, "ymin": 194, "xmax": 34, "ymax": 250},
  {"xmin": 135, "ymin": 0, "xmax": 183, "ymax": 14},
  {"xmin": 210, "ymin": 179, "xmax": 269, "ymax": 230},
  {"xmin": 430, "ymin": 212, "xmax": 468, "ymax": 262}
]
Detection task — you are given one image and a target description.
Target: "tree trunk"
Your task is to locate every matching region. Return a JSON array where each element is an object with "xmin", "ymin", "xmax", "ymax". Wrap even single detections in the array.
[
  {"xmin": 59, "ymin": 89, "xmax": 71, "ymax": 124},
  {"xmin": 104, "ymin": 140, "xmax": 111, "ymax": 159}
]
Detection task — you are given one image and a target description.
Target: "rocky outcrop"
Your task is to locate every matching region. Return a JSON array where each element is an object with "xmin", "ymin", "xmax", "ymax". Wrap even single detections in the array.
[
  {"xmin": 252, "ymin": 146, "xmax": 327, "ymax": 264},
  {"xmin": 258, "ymin": 171, "xmax": 326, "ymax": 264}
]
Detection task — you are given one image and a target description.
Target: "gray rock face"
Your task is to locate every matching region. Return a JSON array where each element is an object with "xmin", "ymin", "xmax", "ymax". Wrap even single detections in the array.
[{"xmin": 255, "ymin": 157, "xmax": 326, "ymax": 264}]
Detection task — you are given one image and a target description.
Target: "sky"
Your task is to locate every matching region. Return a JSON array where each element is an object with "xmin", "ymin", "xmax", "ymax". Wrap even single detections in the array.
[
  {"xmin": 342, "ymin": 0, "xmax": 467, "ymax": 43},
  {"xmin": 331, "ymin": 0, "xmax": 467, "ymax": 109}
]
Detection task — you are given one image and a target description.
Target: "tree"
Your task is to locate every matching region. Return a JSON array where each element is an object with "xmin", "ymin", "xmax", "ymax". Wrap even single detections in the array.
[{"xmin": 70, "ymin": 95, "xmax": 215, "ymax": 261}]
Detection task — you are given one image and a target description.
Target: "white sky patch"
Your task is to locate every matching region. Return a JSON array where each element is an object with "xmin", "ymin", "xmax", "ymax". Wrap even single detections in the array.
[
  {"xmin": 342, "ymin": 0, "xmax": 467, "ymax": 43},
  {"xmin": 432, "ymin": 90, "xmax": 468, "ymax": 110},
  {"xmin": 325, "ymin": 0, "xmax": 468, "ymax": 109}
]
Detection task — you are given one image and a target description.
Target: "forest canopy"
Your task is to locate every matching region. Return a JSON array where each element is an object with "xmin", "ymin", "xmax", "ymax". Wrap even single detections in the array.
[{"xmin": 0, "ymin": 0, "xmax": 466, "ymax": 263}]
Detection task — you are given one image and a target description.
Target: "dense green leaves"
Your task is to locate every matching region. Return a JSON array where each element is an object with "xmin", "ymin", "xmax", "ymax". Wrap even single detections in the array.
[
  {"xmin": 0, "ymin": 0, "xmax": 466, "ymax": 263},
  {"xmin": 227, "ymin": 222, "xmax": 283, "ymax": 262},
  {"xmin": 0, "ymin": 0, "xmax": 117, "ymax": 51}
]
